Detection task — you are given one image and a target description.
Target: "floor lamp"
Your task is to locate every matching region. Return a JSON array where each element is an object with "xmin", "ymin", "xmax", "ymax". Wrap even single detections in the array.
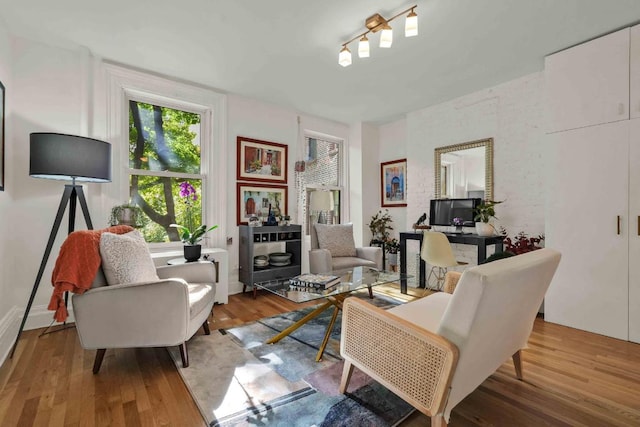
[{"xmin": 10, "ymin": 132, "xmax": 111, "ymax": 358}]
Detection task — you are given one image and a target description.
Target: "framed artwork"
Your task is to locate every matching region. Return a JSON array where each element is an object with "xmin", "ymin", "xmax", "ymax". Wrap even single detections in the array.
[
  {"xmin": 381, "ymin": 158, "xmax": 407, "ymax": 207},
  {"xmin": 237, "ymin": 182, "xmax": 288, "ymax": 225},
  {"xmin": 237, "ymin": 136, "xmax": 288, "ymax": 183},
  {"xmin": 0, "ymin": 80, "xmax": 4, "ymax": 191}
]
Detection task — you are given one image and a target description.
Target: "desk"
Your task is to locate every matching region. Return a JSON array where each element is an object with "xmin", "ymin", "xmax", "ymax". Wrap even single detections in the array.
[{"xmin": 399, "ymin": 231, "xmax": 504, "ymax": 293}]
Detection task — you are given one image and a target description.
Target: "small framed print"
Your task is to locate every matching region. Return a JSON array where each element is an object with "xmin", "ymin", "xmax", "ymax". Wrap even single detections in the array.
[
  {"xmin": 381, "ymin": 158, "xmax": 407, "ymax": 207},
  {"xmin": 237, "ymin": 183, "xmax": 288, "ymax": 225},
  {"xmin": 237, "ymin": 136, "xmax": 288, "ymax": 183}
]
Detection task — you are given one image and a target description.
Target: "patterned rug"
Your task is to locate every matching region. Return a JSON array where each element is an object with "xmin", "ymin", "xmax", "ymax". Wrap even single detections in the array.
[{"xmin": 168, "ymin": 292, "xmax": 414, "ymax": 426}]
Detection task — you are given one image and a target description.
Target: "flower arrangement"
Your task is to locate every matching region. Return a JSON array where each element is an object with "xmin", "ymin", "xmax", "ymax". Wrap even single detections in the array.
[
  {"xmin": 170, "ymin": 181, "xmax": 218, "ymax": 245},
  {"xmin": 499, "ymin": 227, "xmax": 545, "ymax": 254},
  {"xmin": 452, "ymin": 217, "xmax": 464, "ymax": 227}
]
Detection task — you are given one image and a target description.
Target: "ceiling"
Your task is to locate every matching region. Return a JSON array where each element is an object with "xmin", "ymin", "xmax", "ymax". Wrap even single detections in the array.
[{"xmin": 2, "ymin": 0, "xmax": 640, "ymax": 124}]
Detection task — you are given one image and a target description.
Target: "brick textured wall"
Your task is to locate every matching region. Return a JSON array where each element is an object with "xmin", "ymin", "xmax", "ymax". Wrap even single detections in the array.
[{"xmin": 401, "ymin": 72, "xmax": 545, "ymax": 283}]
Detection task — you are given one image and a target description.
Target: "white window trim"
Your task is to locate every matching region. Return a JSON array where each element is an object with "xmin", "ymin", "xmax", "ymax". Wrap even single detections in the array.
[{"xmin": 104, "ymin": 62, "xmax": 227, "ymax": 250}]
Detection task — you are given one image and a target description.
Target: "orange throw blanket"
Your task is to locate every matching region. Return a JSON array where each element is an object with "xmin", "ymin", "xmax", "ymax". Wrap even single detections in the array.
[{"xmin": 49, "ymin": 225, "xmax": 134, "ymax": 322}]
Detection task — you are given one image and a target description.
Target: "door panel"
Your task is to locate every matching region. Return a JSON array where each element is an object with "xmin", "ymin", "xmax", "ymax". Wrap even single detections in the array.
[{"xmin": 545, "ymin": 120, "xmax": 629, "ymax": 340}]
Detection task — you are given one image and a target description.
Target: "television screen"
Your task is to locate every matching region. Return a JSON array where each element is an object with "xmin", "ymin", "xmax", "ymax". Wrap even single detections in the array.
[{"xmin": 429, "ymin": 198, "xmax": 481, "ymax": 226}]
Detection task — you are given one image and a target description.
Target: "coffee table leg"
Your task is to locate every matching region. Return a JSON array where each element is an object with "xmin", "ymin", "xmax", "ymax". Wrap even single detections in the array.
[
  {"xmin": 266, "ymin": 300, "xmax": 333, "ymax": 344},
  {"xmin": 316, "ymin": 305, "xmax": 340, "ymax": 362}
]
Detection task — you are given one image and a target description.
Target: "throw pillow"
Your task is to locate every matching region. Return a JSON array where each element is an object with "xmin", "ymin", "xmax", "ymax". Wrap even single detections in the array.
[
  {"xmin": 315, "ymin": 223, "xmax": 357, "ymax": 257},
  {"xmin": 100, "ymin": 230, "xmax": 159, "ymax": 285}
]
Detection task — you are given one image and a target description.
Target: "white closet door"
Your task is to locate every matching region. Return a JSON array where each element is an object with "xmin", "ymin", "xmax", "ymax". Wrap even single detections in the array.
[
  {"xmin": 545, "ymin": 28, "xmax": 630, "ymax": 133},
  {"xmin": 629, "ymin": 119, "xmax": 640, "ymax": 343},
  {"xmin": 631, "ymin": 25, "xmax": 640, "ymax": 120},
  {"xmin": 545, "ymin": 120, "xmax": 629, "ymax": 340}
]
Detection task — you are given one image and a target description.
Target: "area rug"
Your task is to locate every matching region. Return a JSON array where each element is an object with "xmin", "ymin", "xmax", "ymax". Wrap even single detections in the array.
[{"xmin": 168, "ymin": 292, "xmax": 414, "ymax": 427}]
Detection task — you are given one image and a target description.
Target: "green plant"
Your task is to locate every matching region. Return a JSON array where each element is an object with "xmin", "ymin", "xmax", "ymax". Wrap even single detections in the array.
[
  {"xmin": 474, "ymin": 200, "xmax": 503, "ymax": 223},
  {"xmin": 385, "ymin": 238, "xmax": 400, "ymax": 254},
  {"xmin": 170, "ymin": 181, "xmax": 218, "ymax": 244},
  {"xmin": 368, "ymin": 209, "xmax": 394, "ymax": 240},
  {"xmin": 109, "ymin": 203, "xmax": 146, "ymax": 228},
  {"xmin": 250, "ymin": 159, "xmax": 262, "ymax": 171},
  {"xmin": 271, "ymin": 164, "xmax": 281, "ymax": 176},
  {"xmin": 499, "ymin": 227, "xmax": 545, "ymax": 254}
]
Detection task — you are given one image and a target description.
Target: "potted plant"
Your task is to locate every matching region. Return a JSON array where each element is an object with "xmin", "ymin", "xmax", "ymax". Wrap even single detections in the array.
[
  {"xmin": 170, "ymin": 181, "xmax": 218, "ymax": 261},
  {"xmin": 109, "ymin": 203, "xmax": 146, "ymax": 228},
  {"xmin": 385, "ymin": 237, "xmax": 400, "ymax": 270},
  {"xmin": 473, "ymin": 200, "xmax": 503, "ymax": 236},
  {"xmin": 499, "ymin": 227, "xmax": 545, "ymax": 254},
  {"xmin": 368, "ymin": 209, "xmax": 394, "ymax": 241}
]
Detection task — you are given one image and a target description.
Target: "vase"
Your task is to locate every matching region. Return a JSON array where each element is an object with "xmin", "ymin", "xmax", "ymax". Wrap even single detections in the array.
[
  {"xmin": 388, "ymin": 253, "xmax": 398, "ymax": 267},
  {"xmin": 475, "ymin": 222, "xmax": 494, "ymax": 237},
  {"xmin": 184, "ymin": 244, "xmax": 202, "ymax": 262}
]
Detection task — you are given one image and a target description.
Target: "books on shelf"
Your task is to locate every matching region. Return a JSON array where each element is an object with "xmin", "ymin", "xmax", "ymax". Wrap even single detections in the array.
[{"xmin": 289, "ymin": 273, "xmax": 340, "ymax": 289}]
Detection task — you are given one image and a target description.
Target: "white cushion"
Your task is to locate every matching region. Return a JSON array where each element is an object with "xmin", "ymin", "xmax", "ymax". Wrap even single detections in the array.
[
  {"xmin": 314, "ymin": 223, "xmax": 357, "ymax": 257},
  {"xmin": 188, "ymin": 283, "xmax": 215, "ymax": 318},
  {"xmin": 388, "ymin": 292, "xmax": 451, "ymax": 333},
  {"xmin": 100, "ymin": 230, "xmax": 159, "ymax": 285}
]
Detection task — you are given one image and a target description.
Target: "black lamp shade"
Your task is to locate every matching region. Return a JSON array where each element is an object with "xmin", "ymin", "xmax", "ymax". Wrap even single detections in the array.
[{"xmin": 30, "ymin": 133, "xmax": 112, "ymax": 182}]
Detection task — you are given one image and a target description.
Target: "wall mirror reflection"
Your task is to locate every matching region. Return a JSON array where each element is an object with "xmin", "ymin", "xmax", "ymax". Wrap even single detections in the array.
[
  {"xmin": 434, "ymin": 138, "xmax": 493, "ymax": 201},
  {"xmin": 305, "ymin": 186, "xmax": 341, "ymax": 235}
]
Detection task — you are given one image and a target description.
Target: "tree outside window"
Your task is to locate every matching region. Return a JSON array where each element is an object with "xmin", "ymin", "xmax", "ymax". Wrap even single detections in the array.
[{"xmin": 128, "ymin": 100, "xmax": 204, "ymax": 243}]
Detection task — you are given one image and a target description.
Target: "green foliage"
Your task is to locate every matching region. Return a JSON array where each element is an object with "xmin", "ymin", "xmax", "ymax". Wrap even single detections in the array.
[
  {"xmin": 171, "ymin": 224, "xmax": 218, "ymax": 245},
  {"xmin": 474, "ymin": 200, "xmax": 503, "ymax": 223},
  {"xmin": 109, "ymin": 203, "xmax": 146, "ymax": 228},
  {"xmin": 385, "ymin": 238, "xmax": 400, "ymax": 254},
  {"xmin": 368, "ymin": 209, "xmax": 394, "ymax": 240}
]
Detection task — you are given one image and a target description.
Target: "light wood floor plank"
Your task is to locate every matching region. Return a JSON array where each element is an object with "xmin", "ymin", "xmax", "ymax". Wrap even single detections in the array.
[{"xmin": 1, "ymin": 285, "xmax": 639, "ymax": 427}]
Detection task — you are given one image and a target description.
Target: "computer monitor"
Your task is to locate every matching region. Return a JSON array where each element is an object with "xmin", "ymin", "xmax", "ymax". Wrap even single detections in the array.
[{"xmin": 429, "ymin": 198, "xmax": 481, "ymax": 226}]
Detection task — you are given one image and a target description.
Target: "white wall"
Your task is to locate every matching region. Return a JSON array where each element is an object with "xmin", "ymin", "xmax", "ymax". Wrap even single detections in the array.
[
  {"xmin": 404, "ymin": 72, "xmax": 546, "ymax": 265},
  {"xmin": 379, "ymin": 118, "xmax": 407, "ymax": 239},
  {"xmin": 222, "ymin": 95, "xmax": 351, "ymax": 295},
  {"xmin": 0, "ymin": 21, "xmax": 15, "ymax": 361}
]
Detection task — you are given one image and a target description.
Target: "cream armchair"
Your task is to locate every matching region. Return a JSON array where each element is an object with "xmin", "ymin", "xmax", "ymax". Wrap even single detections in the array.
[
  {"xmin": 73, "ymin": 262, "xmax": 216, "ymax": 374},
  {"xmin": 339, "ymin": 248, "xmax": 561, "ymax": 426},
  {"xmin": 309, "ymin": 223, "xmax": 382, "ymax": 274}
]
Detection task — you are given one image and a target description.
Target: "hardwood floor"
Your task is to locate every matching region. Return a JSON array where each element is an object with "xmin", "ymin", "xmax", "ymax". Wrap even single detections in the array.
[{"xmin": 1, "ymin": 285, "xmax": 639, "ymax": 426}]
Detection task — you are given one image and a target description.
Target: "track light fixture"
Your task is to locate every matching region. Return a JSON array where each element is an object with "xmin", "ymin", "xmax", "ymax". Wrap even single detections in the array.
[{"xmin": 338, "ymin": 5, "xmax": 418, "ymax": 67}]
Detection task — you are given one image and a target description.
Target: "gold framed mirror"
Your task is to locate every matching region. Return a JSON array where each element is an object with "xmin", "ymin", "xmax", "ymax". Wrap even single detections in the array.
[{"xmin": 434, "ymin": 138, "xmax": 493, "ymax": 201}]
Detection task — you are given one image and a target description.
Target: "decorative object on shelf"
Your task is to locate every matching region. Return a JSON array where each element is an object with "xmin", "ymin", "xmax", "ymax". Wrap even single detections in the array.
[
  {"xmin": 338, "ymin": 4, "xmax": 418, "ymax": 67},
  {"xmin": 237, "ymin": 182, "xmax": 287, "ymax": 225},
  {"xmin": 368, "ymin": 209, "xmax": 394, "ymax": 241},
  {"xmin": 380, "ymin": 158, "xmax": 407, "ymax": 207},
  {"xmin": 237, "ymin": 136, "xmax": 288, "ymax": 183},
  {"xmin": 12, "ymin": 132, "xmax": 112, "ymax": 359},
  {"xmin": 499, "ymin": 227, "xmax": 545, "ymax": 254},
  {"xmin": 412, "ymin": 212, "xmax": 430, "ymax": 231},
  {"xmin": 452, "ymin": 217, "xmax": 464, "ymax": 232},
  {"xmin": 473, "ymin": 200, "xmax": 503, "ymax": 236},
  {"xmin": 170, "ymin": 181, "xmax": 218, "ymax": 262},
  {"xmin": 265, "ymin": 204, "xmax": 279, "ymax": 226},
  {"xmin": 109, "ymin": 203, "xmax": 146, "ymax": 228}
]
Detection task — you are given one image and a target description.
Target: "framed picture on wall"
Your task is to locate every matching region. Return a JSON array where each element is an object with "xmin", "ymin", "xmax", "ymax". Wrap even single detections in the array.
[
  {"xmin": 237, "ymin": 136, "xmax": 288, "ymax": 183},
  {"xmin": 381, "ymin": 158, "xmax": 407, "ymax": 207},
  {"xmin": 0, "ymin": 80, "xmax": 4, "ymax": 191},
  {"xmin": 237, "ymin": 182, "xmax": 288, "ymax": 225}
]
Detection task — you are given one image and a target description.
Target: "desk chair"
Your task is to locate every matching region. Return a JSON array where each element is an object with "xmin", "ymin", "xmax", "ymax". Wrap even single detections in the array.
[{"xmin": 421, "ymin": 231, "xmax": 468, "ymax": 291}]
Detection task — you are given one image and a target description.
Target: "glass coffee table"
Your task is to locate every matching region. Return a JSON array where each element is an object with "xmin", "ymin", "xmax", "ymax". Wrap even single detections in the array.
[{"xmin": 254, "ymin": 266, "xmax": 411, "ymax": 361}]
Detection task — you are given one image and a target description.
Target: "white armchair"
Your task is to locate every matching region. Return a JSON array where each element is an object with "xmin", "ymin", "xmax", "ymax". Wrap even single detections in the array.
[
  {"xmin": 73, "ymin": 258, "xmax": 216, "ymax": 374},
  {"xmin": 309, "ymin": 223, "xmax": 382, "ymax": 274},
  {"xmin": 339, "ymin": 248, "xmax": 561, "ymax": 426}
]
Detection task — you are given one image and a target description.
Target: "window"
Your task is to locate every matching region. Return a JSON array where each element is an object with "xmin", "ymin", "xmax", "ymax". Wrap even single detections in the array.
[
  {"xmin": 105, "ymin": 63, "xmax": 226, "ymax": 248},
  {"xmin": 128, "ymin": 100, "xmax": 206, "ymax": 243},
  {"xmin": 297, "ymin": 134, "xmax": 343, "ymax": 234}
]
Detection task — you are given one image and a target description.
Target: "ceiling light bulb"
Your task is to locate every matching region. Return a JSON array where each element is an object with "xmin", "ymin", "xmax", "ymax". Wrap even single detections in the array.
[
  {"xmin": 405, "ymin": 10, "xmax": 418, "ymax": 37},
  {"xmin": 358, "ymin": 35, "xmax": 370, "ymax": 58},
  {"xmin": 380, "ymin": 24, "xmax": 393, "ymax": 48},
  {"xmin": 338, "ymin": 46, "xmax": 352, "ymax": 67}
]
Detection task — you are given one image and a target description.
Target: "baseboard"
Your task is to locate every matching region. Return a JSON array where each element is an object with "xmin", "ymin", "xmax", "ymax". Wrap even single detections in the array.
[
  {"xmin": 0, "ymin": 306, "xmax": 20, "ymax": 367},
  {"xmin": 0, "ymin": 304, "xmax": 76, "ymax": 367}
]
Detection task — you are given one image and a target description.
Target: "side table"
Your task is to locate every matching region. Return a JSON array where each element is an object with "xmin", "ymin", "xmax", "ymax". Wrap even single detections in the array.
[{"xmin": 167, "ymin": 257, "xmax": 220, "ymax": 284}]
